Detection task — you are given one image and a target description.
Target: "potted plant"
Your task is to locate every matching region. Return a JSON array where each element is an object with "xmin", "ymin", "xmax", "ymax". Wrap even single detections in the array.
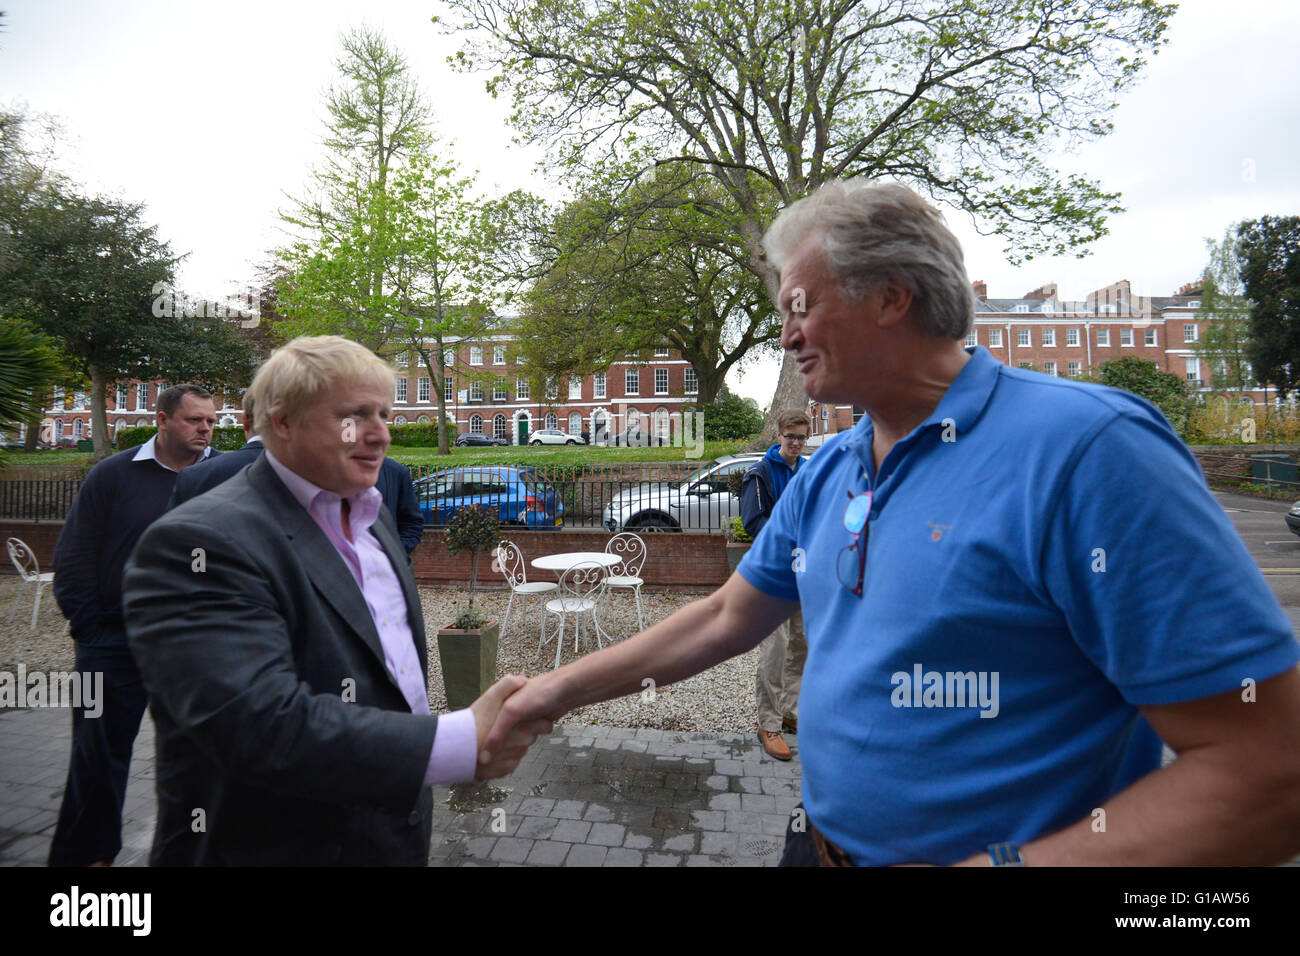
[
  {"xmin": 437, "ymin": 504, "xmax": 502, "ymax": 710},
  {"xmin": 725, "ymin": 516, "xmax": 752, "ymax": 573}
]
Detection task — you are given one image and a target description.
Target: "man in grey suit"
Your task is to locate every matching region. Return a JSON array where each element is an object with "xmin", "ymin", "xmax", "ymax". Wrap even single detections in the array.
[{"xmin": 123, "ymin": 336, "xmax": 547, "ymax": 865}]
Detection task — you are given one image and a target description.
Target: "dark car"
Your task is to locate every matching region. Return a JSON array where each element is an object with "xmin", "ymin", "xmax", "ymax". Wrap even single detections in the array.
[
  {"xmin": 415, "ymin": 466, "xmax": 564, "ymax": 528},
  {"xmin": 455, "ymin": 432, "xmax": 508, "ymax": 447},
  {"xmin": 1287, "ymin": 502, "xmax": 1300, "ymax": 537}
]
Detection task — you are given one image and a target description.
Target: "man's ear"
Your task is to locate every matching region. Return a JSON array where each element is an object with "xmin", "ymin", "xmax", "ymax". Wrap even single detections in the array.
[{"xmin": 874, "ymin": 281, "xmax": 916, "ymax": 329}]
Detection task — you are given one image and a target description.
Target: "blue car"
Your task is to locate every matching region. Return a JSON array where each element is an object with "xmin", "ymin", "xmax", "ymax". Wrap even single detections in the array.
[{"xmin": 414, "ymin": 466, "xmax": 564, "ymax": 529}]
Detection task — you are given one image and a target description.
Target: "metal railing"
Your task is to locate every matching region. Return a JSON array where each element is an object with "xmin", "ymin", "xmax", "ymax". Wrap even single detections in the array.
[
  {"xmin": 1198, "ymin": 452, "xmax": 1300, "ymax": 499},
  {"xmin": 0, "ymin": 466, "xmax": 88, "ymax": 521}
]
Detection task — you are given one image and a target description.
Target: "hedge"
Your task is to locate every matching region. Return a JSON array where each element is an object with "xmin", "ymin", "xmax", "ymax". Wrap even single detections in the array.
[{"xmin": 113, "ymin": 425, "xmax": 246, "ymax": 451}]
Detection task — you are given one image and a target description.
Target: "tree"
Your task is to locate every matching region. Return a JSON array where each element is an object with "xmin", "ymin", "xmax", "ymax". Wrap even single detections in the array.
[
  {"xmin": 1192, "ymin": 229, "xmax": 1253, "ymax": 398},
  {"xmin": 516, "ymin": 167, "xmax": 782, "ymax": 403},
  {"xmin": 438, "ymin": 0, "xmax": 1175, "ymax": 441},
  {"xmin": 0, "ymin": 317, "xmax": 69, "ymax": 447},
  {"xmin": 1093, "ymin": 356, "xmax": 1192, "ymax": 438},
  {"xmin": 0, "ymin": 184, "xmax": 256, "ymax": 456},
  {"xmin": 1238, "ymin": 216, "xmax": 1300, "ymax": 398}
]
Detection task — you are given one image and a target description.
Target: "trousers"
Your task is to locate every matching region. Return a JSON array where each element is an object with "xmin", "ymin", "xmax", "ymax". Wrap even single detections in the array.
[
  {"xmin": 755, "ymin": 610, "xmax": 806, "ymax": 732},
  {"xmin": 47, "ymin": 639, "xmax": 149, "ymax": 866}
]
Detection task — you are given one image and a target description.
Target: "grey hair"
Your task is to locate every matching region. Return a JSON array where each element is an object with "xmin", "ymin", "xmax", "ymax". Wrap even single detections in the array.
[{"xmin": 763, "ymin": 180, "xmax": 974, "ymax": 339}]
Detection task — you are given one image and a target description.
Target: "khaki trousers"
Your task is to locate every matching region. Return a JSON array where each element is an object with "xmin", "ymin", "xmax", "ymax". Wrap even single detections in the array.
[{"xmin": 755, "ymin": 610, "xmax": 806, "ymax": 732}]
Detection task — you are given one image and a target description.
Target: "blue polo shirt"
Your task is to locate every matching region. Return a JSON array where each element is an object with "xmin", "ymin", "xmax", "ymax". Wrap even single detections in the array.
[{"xmin": 738, "ymin": 346, "xmax": 1300, "ymax": 866}]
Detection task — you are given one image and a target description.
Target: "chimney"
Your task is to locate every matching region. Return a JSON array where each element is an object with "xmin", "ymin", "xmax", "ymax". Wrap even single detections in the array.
[
  {"xmin": 1177, "ymin": 281, "xmax": 1204, "ymax": 297},
  {"xmin": 972, "ymin": 279, "xmax": 987, "ymax": 300},
  {"xmin": 1022, "ymin": 282, "xmax": 1058, "ymax": 301}
]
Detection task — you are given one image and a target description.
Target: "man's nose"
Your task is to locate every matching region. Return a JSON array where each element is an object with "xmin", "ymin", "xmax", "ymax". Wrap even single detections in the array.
[{"xmin": 780, "ymin": 313, "xmax": 801, "ymax": 351}]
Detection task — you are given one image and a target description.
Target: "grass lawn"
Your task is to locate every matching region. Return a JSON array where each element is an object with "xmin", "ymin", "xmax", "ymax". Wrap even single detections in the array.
[{"xmin": 1, "ymin": 439, "xmax": 763, "ymax": 469}]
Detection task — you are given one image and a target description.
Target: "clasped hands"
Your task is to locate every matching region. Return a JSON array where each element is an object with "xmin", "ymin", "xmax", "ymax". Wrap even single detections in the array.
[{"xmin": 468, "ymin": 674, "xmax": 563, "ymax": 781}]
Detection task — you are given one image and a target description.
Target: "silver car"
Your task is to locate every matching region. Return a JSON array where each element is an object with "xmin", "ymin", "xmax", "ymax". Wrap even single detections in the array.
[{"xmin": 602, "ymin": 454, "xmax": 762, "ymax": 532}]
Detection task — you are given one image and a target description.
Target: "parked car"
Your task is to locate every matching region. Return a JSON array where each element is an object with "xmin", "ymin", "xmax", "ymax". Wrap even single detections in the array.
[
  {"xmin": 415, "ymin": 466, "xmax": 564, "ymax": 528},
  {"xmin": 1286, "ymin": 502, "xmax": 1300, "ymax": 537},
  {"xmin": 455, "ymin": 432, "xmax": 508, "ymax": 447},
  {"xmin": 602, "ymin": 454, "xmax": 764, "ymax": 532},
  {"xmin": 529, "ymin": 428, "xmax": 584, "ymax": 446}
]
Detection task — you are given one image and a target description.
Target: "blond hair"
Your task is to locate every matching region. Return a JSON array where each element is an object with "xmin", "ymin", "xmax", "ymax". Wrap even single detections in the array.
[{"xmin": 247, "ymin": 336, "xmax": 394, "ymax": 434}]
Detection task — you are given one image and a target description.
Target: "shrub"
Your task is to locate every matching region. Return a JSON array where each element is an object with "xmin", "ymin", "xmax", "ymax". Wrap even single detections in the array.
[
  {"xmin": 686, "ymin": 392, "xmax": 764, "ymax": 441},
  {"xmin": 727, "ymin": 515, "xmax": 752, "ymax": 543},
  {"xmin": 445, "ymin": 503, "xmax": 501, "ymax": 625},
  {"xmin": 389, "ymin": 421, "xmax": 457, "ymax": 447},
  {"xmin": 113, "ymin": 425, "xmax": 156, "ymax": 450}
]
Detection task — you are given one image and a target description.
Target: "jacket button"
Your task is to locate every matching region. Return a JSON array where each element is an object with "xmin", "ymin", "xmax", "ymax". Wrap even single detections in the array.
[{"xmin": 408, "ymin": 811, "xmax": 421, "ymax": 826}]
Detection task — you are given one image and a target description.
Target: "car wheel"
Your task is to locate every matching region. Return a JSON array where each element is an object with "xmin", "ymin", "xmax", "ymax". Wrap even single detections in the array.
[
  {"xmin": 530, "ymin": 439, "xmax": 541, "ymax": 446},
  {"xmin": 566, "ymin": 439, "xmax": 576, "ymax": 445},
  {"xmin": 630, "ymin": 513, "xmax": 679, "ymax": 532}
]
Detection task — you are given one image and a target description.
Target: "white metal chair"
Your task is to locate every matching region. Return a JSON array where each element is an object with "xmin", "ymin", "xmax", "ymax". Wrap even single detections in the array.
[
  {"xmin": 604, "ymin": 532, "xmax": 647, "ymax": 631},
  {"xmin": 7, "ymin": 537, "xmax": 54, "ymax": 630},
  {"xmin": 540, "ymin": 560, "xmax": 610, "ymax": 669},
  {"xmin": 494, "ymin": 541, "xmax": 557, "ymax": 642}
]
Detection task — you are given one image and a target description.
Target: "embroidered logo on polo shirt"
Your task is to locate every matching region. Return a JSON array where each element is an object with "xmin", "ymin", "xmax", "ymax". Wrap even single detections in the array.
[{"xmin": 927, "ymin": 521, "xmax": 952, "ymax": 542}]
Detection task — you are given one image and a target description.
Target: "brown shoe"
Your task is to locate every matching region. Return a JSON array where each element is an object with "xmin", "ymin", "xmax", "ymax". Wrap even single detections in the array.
[
  {"xmin": 758, "ymin": 728, "xmax": 792, "ymax": 761},
  {"xmin": 781, "ymin": 715, "xmax": 798, "ymax": 734}
]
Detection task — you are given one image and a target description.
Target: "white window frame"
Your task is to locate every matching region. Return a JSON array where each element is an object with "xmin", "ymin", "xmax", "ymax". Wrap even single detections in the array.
[
  {"xmin": 988, "ymin": 329, "xmax": 1003, "ymax": 348},
  {"xmin": 569, "ymin": 375, "xmax": 583, "ymax": 399},
  {"xmin": 493, "ymin": 382, "xmax": 509, "ymax": 402},
  {"xmin": 1066, "ymin": 328, "xmax": 1079, "ymax": 347},
  {"xmin": 1016, "ymin": 328, "xmax": 1030, "ymax": 348},
  {"xmin": 594, "ymin": 372, "xmax": 606, "ymax": 399},
  {"xmin": 418, "ymin": 377, "xmax": 430, "ymax": 403},
  {"xmin": 964, "ymin": 330, "xmax": 977, "ymax": 347},
  {"xmin": 683, "ymin": 367, "xmax": 697, "ymax": 395},
  {"xmin": 516, "ymin": 377, "xmax": 530, "ymax": 400},
  {"xmin": 444, "ymin": 378, "xmax": 453, "ymax": 402},
  {"xmin": 654, "ymin": 345, "xmax": 669, "ymax": 357},
  {"xmin": 1145, "ymin": 328, "xmax": 1157, "ymax": 347},
  {"xmin": 470, "ymin": 413, "xmax": 483, "ymax": 433},
  {"xmin": 654, "ymin": 368, "xmax": 669, "ymax": 395},
  {"xmin": 1041, "ymin": 329, "xmax": 1055, "ymax": 347},
  {"xmin": 469, "ymin": 382, "xmax": 483, "ymax": 402},
  {"xmin": 1043, "ymin": 361, "xmax": 1057, "ymax": 376},
  {"xmin": 394, "ymin": 351, "xmax": 408, "ymax": 367},
  {"xmin": 1097, "ymin": 329, "xmax": 1110, "ymax": 347},
  {"xmin": 470, "ymin": 346, "xmax": 483, "ymax": 366},
  {"xmin": 493, "ymin": 345, "xmax": 506, "ymax": 365},
  {"xmin": 395, "ymin": 378, "xmax": 408, "ymax": 403},
  {"xmin": 546, "ymin": 413, "xmax": 558, "ymax": 430},
  {"xmin": 1184, "ymin": 325, "xmax": 1198, "ymax": 343},
  {"xmin": 116, "ymin": 385, "xmax": 128, "ymax": 409},
  {"xmin": 625, "ymin": 368, "xmax": 639, "ymax": 395},
  {"xmin": 1068, "ymin": 361, "xmax": 1081, "ymax": 377},
  {"xmin": 494, "ymin": 414, "xmax": 508, "ymax": 440},
  {"xmin": 545, "ymin": 377, "xmax": 558, "ymax": 400},
  {"xmin": 1120, "ymin": 328, "xmax": 1133, "ymax": 347}
]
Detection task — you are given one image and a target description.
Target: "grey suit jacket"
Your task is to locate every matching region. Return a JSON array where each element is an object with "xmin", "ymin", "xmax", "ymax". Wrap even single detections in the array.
[{"xmin": 123, "ymin": 453, "xmax": 439, "ymax": 866}]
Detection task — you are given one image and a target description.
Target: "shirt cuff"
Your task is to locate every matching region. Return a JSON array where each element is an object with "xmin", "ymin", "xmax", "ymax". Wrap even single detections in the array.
[{"xmin": 423, "ymin": 708, "xmax": 479, "ymax": 786}]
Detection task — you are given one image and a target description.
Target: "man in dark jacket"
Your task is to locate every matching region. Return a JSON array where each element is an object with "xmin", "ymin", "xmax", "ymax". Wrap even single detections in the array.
[
  {"xmin": 49, "ymin": 384, "xmax": 219, "ymax": 866},
  {"xmin": 739, "ymin": 409, "xmax": 810, "ymax": 761}
]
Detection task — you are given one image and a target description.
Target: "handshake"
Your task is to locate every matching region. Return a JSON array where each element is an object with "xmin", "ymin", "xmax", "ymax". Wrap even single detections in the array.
[{"xmin": 468, "ymin": 674, "xmax": 565, "ymax": 782}]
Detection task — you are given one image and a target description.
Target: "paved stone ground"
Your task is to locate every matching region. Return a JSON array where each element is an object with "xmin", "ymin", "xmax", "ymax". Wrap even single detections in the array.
[{"xmin": 0, "ymin": 707, "xmax": 800, "ymax": 867}]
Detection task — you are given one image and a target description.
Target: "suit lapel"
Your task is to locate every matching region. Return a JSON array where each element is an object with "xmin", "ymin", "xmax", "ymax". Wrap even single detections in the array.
[{"xmin": 246, "ymin": 455, "xmax": 399, "ymax": 691}]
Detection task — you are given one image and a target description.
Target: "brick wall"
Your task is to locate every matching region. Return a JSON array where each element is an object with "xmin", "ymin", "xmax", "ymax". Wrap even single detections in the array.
[
  {"xmin": 413, "ymin": 529, "xmax": 728, "ymax": 589},
  {"xmin": 1, "ymin": 519, "xmax": 731, "ymax": 591}
]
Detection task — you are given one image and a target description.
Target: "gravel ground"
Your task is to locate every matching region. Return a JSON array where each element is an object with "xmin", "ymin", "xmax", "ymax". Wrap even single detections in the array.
[{"xmin": 0, "ymin": 575, "xmax": 763, "ymax": 734}]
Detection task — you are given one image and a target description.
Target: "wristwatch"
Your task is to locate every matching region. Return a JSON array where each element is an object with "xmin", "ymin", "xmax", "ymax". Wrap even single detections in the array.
[{"xmin": 987, "ymin": 842, "xmax": 1026, "ymax": 866}]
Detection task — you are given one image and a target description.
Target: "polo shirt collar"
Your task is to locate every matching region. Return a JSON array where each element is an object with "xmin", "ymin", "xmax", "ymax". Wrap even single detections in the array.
[
  {"xmin": 131, "ymin": 434, "xmax": 214, "ymax": 472},
  {"xmin": 842, "ymin": 346, "xmax": 1000, "ymax": 471}
]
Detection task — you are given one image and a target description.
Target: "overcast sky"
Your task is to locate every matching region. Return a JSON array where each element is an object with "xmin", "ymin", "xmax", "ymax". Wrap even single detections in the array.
[{"xmin": 3, "ymin": 0, "xmax": 1298, "ymax": 405}]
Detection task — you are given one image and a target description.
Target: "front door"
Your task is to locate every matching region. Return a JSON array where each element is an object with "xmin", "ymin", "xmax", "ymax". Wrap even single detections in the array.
[{"xmin": 518, "ymin": 418, "xmax": 528, "ymax": 444}]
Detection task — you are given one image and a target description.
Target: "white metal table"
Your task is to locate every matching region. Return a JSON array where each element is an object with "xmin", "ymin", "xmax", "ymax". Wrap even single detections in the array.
[{"xmin": 530, "ymin": 552, "xmax": 622, "ymax": 661}]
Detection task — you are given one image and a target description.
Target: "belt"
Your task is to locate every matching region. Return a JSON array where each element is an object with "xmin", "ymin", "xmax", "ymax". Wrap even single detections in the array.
[{"xmin": 810, "ymin": 819, "xmax": 854, "ymax": 867}]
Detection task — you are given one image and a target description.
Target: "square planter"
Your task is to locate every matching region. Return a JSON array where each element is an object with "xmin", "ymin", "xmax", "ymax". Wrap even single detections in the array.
[
  {"xmin": 436, "ymin": 621, "xmax": 500, "ymax": 710},
  {"xmin": 725, "ymin": 542, "xmax": 751, "ymax": 573}
]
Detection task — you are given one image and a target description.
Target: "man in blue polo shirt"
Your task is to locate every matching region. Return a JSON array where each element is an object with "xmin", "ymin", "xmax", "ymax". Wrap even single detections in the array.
[{"xmin": 483, "ymin": 180, "xmax": 1300, "ymax": 866}]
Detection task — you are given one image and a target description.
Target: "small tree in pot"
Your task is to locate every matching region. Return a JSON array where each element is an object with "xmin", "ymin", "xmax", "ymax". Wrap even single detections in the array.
[{"xmin": 438, "ymin": 504, "xmax": 502, "ymax": 709}]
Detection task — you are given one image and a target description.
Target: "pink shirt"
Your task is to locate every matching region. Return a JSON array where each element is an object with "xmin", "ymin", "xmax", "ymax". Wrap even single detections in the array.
[{"xmin": 264, "ymin": 449, "xmax": 477, "ymax": 786}]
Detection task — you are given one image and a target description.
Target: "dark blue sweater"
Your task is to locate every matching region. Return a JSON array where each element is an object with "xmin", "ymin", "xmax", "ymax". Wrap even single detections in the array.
[{"xmin": 54, "ymin": 444, "xmax": 220, "ymax": 642}]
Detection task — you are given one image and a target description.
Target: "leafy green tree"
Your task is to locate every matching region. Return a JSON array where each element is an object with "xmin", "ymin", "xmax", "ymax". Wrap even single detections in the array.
[
  {"xmin": 0, "ymin": 317, "xmax": 69, "ymax": 447},
  {"xmin": 1093, "ymin": 356, "xmax": 1193, "ymax": 439},
  {"xmin": 1192, "ymin": 229, "xmax": 1253, "ymax": 397},
  {"xmin": 1238, "ymin": 215, "xmax": 1300, "ymax": 398},
  {"xmin": 516, "ymin": 168, "xmax": 782, "ymax": 403},
  {"xmin": 438, "ymin": 0, "xmax": 1175, "ymax": 439},
  {"xmin": 0, "ymin": 184, "xmax": 256, "ymax": 456}
]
